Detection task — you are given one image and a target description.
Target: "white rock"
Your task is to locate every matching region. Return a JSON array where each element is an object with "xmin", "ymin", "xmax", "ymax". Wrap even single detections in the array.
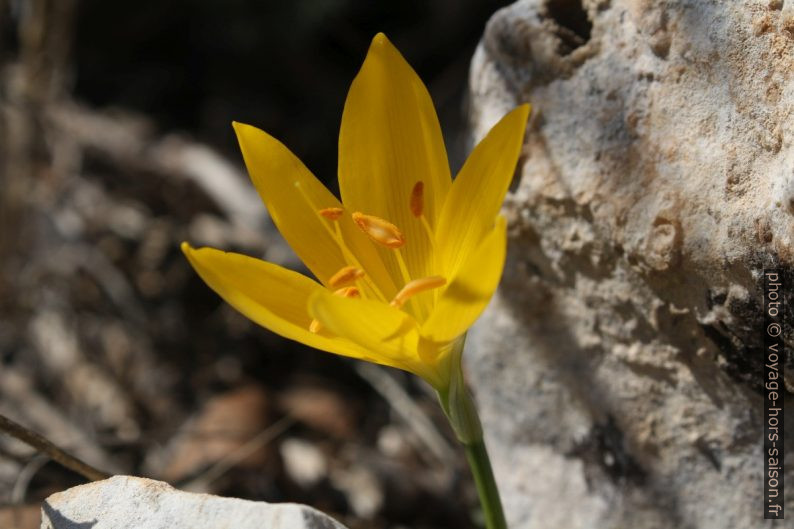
[
  {"xmin": 466, "ymin": 1, "xmax": 793, "ymax": 528},
  {"xmin": 280, "ymin": 438, "xmax": 328, "ymax": 488},
  {"xmin": 40, "ymin": 475, "xmax": 348, "ymax": 529}
]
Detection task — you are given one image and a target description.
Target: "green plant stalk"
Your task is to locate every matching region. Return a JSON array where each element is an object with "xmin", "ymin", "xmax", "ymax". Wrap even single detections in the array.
[
  {"xmin": 465, "ymin": 438, "xmax": 507, "ymax": 529},
  {"xmin": 437, "ymin": 335, "xmax": 508, "ymax": 529}
]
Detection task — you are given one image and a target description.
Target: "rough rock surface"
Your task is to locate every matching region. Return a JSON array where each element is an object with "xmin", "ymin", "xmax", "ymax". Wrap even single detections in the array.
[
  {"xmin": 40, "ymin": 476, "xmax": 348, "ymax": 529},
  {"xmin": 466, "ymin": 1, "xmax": 793, "ymax": 528}
]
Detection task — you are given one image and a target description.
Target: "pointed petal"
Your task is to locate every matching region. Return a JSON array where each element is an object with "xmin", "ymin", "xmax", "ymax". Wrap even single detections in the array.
[
  {"xmin": 309, "ymin": 289, "xmax": 442, "ymax": 386},
  {"xmin": 436, "ymin": 104, "xmax": 529, "ymax": 276},
  {"xmin": 182, "ymin": 243, "xmax": 373, "ymax": 361},
  {"xmin": 421, "ymin": 216, "xmax": 507, "ymax": 343},
  {"xmin": 233, "ymin": 122, "xmax": 396, "ymax": 296},
  {"xmin": 339, "ymin": 33, "xmax": 451, "ymax": 282}
]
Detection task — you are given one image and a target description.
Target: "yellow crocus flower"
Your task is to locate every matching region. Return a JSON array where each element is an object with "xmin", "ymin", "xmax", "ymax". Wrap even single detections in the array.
[{"xmin": 181, "ymin": 33, "xmax": 529, "ymax": 395}]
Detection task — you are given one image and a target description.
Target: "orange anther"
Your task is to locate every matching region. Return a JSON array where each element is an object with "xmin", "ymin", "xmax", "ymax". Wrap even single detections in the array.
[
  {"xmin": 333, "ymin": 286, "xmax": 361, "ymax": 298},
  {"xmin": 319, "ymin": 207, "xmax": 344, "ymax": 220},
  {"xmin": 309, "ymin": 319, "xmax": 323, "ymax": 333},
  {"xmin": 410, "ymin": 181, "xmax": 424, "ymax": 217},
  {"xmin": 390, "ymin": 276, "xmax": 446, "ymax": 309},
  {"xmin": 328, "ymin": 266, "xmax": 365, "ymax": 288},
  {"xmin": 352, "ymin": 212, "xmax": 405, "ymax": 248}
]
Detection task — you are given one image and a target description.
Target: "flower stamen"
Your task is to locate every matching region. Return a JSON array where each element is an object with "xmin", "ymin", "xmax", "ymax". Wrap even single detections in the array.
[
  {"xmin": 328, "ymin": 265, "xmax": 365, "ymax": 288},
  {"xmin": 328, "ymin": 219, "xmax": 387, "ymax": 303},
  {"xmin": 292, "ymin": 183, "xmax": 387, "ymax": 302},
  {"xmin": 410, "ymin": 181, "xmax": 424, "ymax": 217},
  {"xmin": 392, "ymin": 248, "xmax": 425, "ymax": 317},
  {"xmin": 352, "ymin": 212, "xmax": 405, "ymax": 249},
  {"xmin": 393, "ymin": 248, "xmax": 413, "ymax": 287},
  {"xmin": 410, "ymin": 181, "xmax": 437, "ymax": 252},
  {"xmin": 309, "ymin": 286, "xmax": 361, "ymax": 333},
  {"xmin": 390, "ymin": 276, "xmax": 446, "ymax": 309},
  {"xmin": 318, "ymin": 207, "xmax": 344, "ymax": 220},
  {"xmin": 333, "ymin": 286, "xmax": 361, "ymax": 298}
]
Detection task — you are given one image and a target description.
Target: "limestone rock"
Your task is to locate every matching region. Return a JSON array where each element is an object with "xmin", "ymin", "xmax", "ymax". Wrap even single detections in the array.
[
  {"xmin": 40, "ymin": 475, "xmax": 348, "ymax": 529},
  {"xmin": 466, "ymin": 1, "xmax": 793, "ymax": 528}
]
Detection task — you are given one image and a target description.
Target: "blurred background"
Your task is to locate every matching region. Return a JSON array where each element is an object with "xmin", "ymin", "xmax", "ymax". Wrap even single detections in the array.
[{"xmin": 0, "ymin": 1, "xmax": 513, "ymax": 527}]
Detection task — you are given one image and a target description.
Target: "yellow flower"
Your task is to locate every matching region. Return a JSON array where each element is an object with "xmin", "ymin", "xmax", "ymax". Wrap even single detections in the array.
[{"xmin": 181, "ymin": 33, "xmax": 529, "ymax": 392}]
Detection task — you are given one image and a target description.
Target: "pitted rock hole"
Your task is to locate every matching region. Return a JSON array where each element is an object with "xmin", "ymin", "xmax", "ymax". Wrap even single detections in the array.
[{"xmin": 546, "ymin": 0, "xmax": 592, "ymax": 55}]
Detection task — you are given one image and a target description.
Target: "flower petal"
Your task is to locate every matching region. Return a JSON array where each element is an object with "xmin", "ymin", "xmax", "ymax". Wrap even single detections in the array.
[
  {"xmin": 421, "ymin": 216, "xmax": 507, "ymax": 343},
  {"xmin": 182, "ymin": 243, "xmax": 374, "ymax": 362},
  {"xmin": 308, "ymin": 288, "xmax": 442, "ymax": 385},
  {"xmin": 233, "ymin": 122, "xmax": 396, "ymax": 297},
  {"xmin": 436, "ymin": 104, "xmax": 529, "ymax": 277},
  {"xmin": 339, "ymin": 33, "xmax": 451, "ymax": 282}
]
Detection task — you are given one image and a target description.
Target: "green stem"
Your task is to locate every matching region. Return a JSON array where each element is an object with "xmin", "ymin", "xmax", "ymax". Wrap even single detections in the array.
[
  {"xmin": 436, "ymin": 336, "xmax": 508, "ymax": 529},
  {"xmin": 465, "ymin": 438, "xmax": 507, "ymax": 529}
]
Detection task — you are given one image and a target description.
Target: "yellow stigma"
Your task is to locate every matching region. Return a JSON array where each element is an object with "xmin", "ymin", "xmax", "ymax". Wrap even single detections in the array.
[
  {"xmin": 318, "ymin": 207, "xmax": 344, "ymax": 220},
  {"xmin": 352, "ymin": 212, "xmax": 406, "ymax": 248},
  {"xmin": 390, "ymin": 276, "xmax": 446, "ymax": 309},
  {"xmin": 410, "ymin": 181, "xmax": 424, "ymax": 217},
  {"xmin": 328, "ymin": 265, "xmax": 365, "ymax": 288}
]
